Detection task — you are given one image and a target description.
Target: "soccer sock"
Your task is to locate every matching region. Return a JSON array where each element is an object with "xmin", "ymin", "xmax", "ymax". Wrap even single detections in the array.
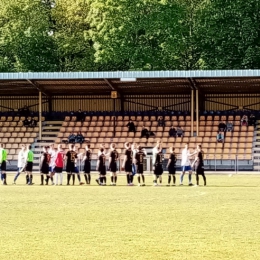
[
  {"xmin": 77, "ymin": 174, "xmax": 81, "ymax": 182},
  {"xmin": 67, "ymin": 174, "xmax": 71, "ymax": 184},
  {"xmin": 168, "ymin": 175, "xmax": 171, "ymax": 184},
  {"xmin": 29, "ymin": 175, "xmax": 33, "ymax": 184},
  {"xmin": 141, "ymin": 175, "xmax": 145, "ymax": 183},
  {"xmin": 41, "ymin": 175, "xmax": 44, "ymax": 185},
  {"xmin": 60, "ymin": 173, "xmax": 63, "ymax": 185},
  {"xmin": 88, "ymin": 174, "xmax": 91, "ymax": 184},
  {"xmin": 84, "ymin": 174, "xmax": 88, "ymax": 184},
  {"xmin": 159, "ymin": 177, "xmax": 162, "ymax": 184},
  {"xmin": 173, "ymin": 175, "xmax": 176, "ymax": 184},
  {"xmin": 46, "ymin": 176, "xmax": 49, "ymax": 185},
  {"xmin": 2, "ymin": 173, "xmax": 6, "ymax": 183},
  {"xmin": 26, "ymin": 175, "xmax": 29, "ymax": 184},
  {"xmin": 100, "ymin": 177, "xmax": 104, "ymax": 184},
  {"xmin": 130, "ymin": 175, "xmax": 133, "ymax": 183},
  {"xmin": 14, "ymin": 172, "xmax": 20, "ymax": 182},
  {"xmin": 137, "ymin": 176, "xmax": 141, "ymax": 184},
  {"xmin": 104, "ymin": 176, "xmax": 107, "ymax": 184},
  {"xmin": 111, "ymin": 176, "xmax": 114, "ymax": 183},
  {"xmin": 188, "ymin": 173, "xmax": 192, "ymax": 183},
  {"xmin": 114, "ymin": 176, "xmax": 117, "ymax": 183},
  {"xmin": 126, "ymin": 174, "xmax": 130, "ymax": 184},
  {"xmin": 50, "ymin": 177, "xmax": 54, "ymax": 184},
  {"xmin": 72, "ymin": 175, "xmax": 75, "ymax": 185},
  {"xmin": 202, "ymin": 175, "xmax": 206, "ymax": 185},
  {"xmin": 196, "ymin": 174, "xmax": 199, "ymax": 185},
  {"xmin": 55, "ymin": 173, "xmax": 58, "ymax": 185},
  {"xmin": 180, "ymin": 173, "xmax": 184, "ymax": 183}
]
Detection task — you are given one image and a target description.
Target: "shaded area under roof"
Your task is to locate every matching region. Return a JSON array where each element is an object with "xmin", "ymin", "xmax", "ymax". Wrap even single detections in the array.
[{"xmin": 0, "ymin": 70, "xmax": 260, "ymax": 96}]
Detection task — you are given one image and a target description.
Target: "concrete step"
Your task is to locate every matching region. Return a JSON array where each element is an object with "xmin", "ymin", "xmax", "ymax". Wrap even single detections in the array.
[
  {"xmin": 253, "ymin": 147, "xmax": 260, "ymax": 152},
  {"xmin": 253, "ymin": 165, "xmax": 260, "ymax": 171},
  {"xmin": 42, "ymin": 132, "xmax": 59, "ymax": 137},
  {"xmin": 43, "ymin": 126, "xmax": 61, "ymax": 131},
  {"xmin": 44, "ymin": 121, "xmax": 63, "ymax": 125}
]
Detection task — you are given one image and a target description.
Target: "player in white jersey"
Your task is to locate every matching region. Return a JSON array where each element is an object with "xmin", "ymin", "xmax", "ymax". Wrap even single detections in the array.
[
  {"xmin": 47, "ymin": 144, "xmax": 57, "ymax": 185},
  {"xmin": 13, "ymin": 145, "xmax": 27, "ymax": 184},
  {"xmin": 180, "ymin": 144, "xmax": 195, "ymax": 186}
]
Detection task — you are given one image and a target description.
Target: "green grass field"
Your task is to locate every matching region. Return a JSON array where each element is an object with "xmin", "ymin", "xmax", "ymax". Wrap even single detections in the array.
[{"xmin": 1, "ymin": 174, "xmax": 260, "ymax": 260}]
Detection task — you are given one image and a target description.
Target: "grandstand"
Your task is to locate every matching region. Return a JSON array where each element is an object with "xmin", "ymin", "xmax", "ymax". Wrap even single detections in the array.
[{"xmin": 0, "ymin": 70, "xmax": 260, "ymax": 172}]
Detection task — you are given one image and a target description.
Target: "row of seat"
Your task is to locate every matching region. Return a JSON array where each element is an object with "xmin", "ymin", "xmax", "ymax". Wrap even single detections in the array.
[
  {"xmin": 0, "ymin": 132, "xmax": 37, "ymax": 138},
  {"xmin": 0, "ymin": 138, "xmax": 34, "ymax": 143},
  {"xmin": 0, "ymin": 127, "xmax": 39, "ymax": 133},
  {"xmin": 64, "ymin": 115, "xmax": 246, "ymax": 122},
  {"xmin": 0, "ymin": 116, "xmax": 44, "ymax": 122}
]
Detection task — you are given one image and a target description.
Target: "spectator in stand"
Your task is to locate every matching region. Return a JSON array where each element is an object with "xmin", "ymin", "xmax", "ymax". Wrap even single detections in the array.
[
  {"xmin": 218, "ymin": 121, "xmax": 226, "ymax": 132},
  {"xmin": 169, "ymin": 126, "xmax": 177, "ymax": 137},
  {"xmin": 29, "ymin": 117, "xmax": 37, "ymax": 127},
  {"xmin": 157, "ymin": 116, "xmax": 165, "ymax": 127},
  {"xmin": 126, "ymin": 119, "xmax": 136, "ymax": 132},
  {"xmin": 75, "ymin": 132, "xmax": 85, "ymax": 144},
  {"xmin": 248, "ymin": 114, "xmax": 256, "ymax": 127},
  {"xmin": 68, "ymin": 132, "xmax": 76, "ymax": 143},
  {"xmin": 23, "ymin": 117, "xmax": 29, "ymax": 127},
  {"xmin": 176, "ymin": 127, "xmax": 184, "ymax": 137},
  {"xmin": 141, "ymin": 126, "xmax": 149, "ymax": 139},
  {"xmin": 216, "ymin": 132, "xmax": 224, "ymax": 143},
  {"xmin": 226, "ymin": 122, "xmax": 233, "ymax": 132},
  {"xmin": 20, "ymin": 105, "xmax": 30, "ymax": 118},
  {"xmin": 241, "ymin": 115, "xmax": 248, "ymax": 126},
  {"xmin": 148, "ymin": 128, "xmax": 156, "ymax": 138},
  {"xmin": 76, "ymin": 109, "xmax": 85, "ymax": 122}
]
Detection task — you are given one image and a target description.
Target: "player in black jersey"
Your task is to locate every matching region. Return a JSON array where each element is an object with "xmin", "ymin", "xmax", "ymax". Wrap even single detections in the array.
[
  {"xmin": 153, "ymin": 144, "xmax": 164, "ymax": 186},
  {"xmin": 135, "ymin": 146, "xmax": 146, "ymax": 186},
  {"xmin": 40, "ymin": 146, "xmax": 51, "ymax": 185},
  {"xmin": 122, "ymin": 142, "xmax": 134, "ymax": 186},
  {"xmin": 96, "ymin": 148, "xmax": 107, "ymax": 185},
  {"xmin": 82, "ymin": 145, "xmax": 92, "ymax": 184},
  {"xmin": 109, "ymin": 143, "xmax": 119, "ymax": 186},
  {"xmin": 192, "ymin": 145, "xmax": 206, "ymax": 186},
  {"xmin": 166, "ymin": 147, "xmax": 177, "ymax": 186},
  {"xmin": 66, "ymin": 144, "xmax": 77, "ymax": 185}
]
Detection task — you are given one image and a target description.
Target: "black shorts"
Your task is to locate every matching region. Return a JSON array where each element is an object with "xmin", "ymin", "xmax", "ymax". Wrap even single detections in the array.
[
  {"xmin": 110, "ymin": 162, "xmax": 117, "ymax": 172},
  {"xmin": 41, "ymin": 164, "xmax": 49, "ymax": 174},
  {"xmin": 168, "ymin": 165, "xmax": 176, "ymax": 175},
  {"xmin": 54, "ymin": 167, "xmax": 63, "ymax": 173},
  {"xmin": 1, "ymin": 161, "xmax": 6, "ymax": 171},
  {"xmin": 99, "ymin": 166, "xmax": 106, "ymax": 175},
  {"xmin": 66, "ymin": 162, "xmax": 75, "ymax": 173},
  {"xmin": 26, "ymin": 162, "xmax": 33, "ymax": 172},
  {"xmin": 137, "ymin": 164, "xmax": 143, "ymax": 174},
  {"xmin": 125, "ymin": 162, "xmax": 132, "ymax": 173},
  {"xmin": 154, "ymin": 165, "xmax": 163, "ymax": 176},
  {"xmin": 195, "ymin": 165, "xmax": 205, "ymax": 175},
  {"xmin": 84, "ymin": 161, "xmax": 91, "ymax": 174}
]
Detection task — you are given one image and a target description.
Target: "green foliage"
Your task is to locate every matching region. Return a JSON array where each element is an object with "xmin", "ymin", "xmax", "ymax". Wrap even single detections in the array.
[
  {"xmin": 199, "ymin": 0, "xmax": 260, "ymax": 69},
  {"xmin": 0, "ymin": 0, "xmax": 260, "ymax": 71},
  {"xmin": 0, "ymin": 0, "xmax": 57, "ymax": 72}
]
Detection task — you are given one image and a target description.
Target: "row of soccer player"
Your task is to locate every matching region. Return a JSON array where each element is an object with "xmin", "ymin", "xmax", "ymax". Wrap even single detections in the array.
[{"xmin": 1, "ymin": 142, "xmax": 206, "ymax": 186}]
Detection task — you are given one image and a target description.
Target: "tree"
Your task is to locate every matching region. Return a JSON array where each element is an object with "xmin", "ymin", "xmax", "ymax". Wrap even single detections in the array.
[
  {"xmin": 53, "ymin": 0, "xmax": 97, "ymax": 71},
  {"xmin": 199, "ymin": 0, "xmax": 260, "ymax": 69},
  {"xmin": 88, "ymin": 0, "xmax": 187, "ymax": 70},
  {"xmin": 0, "ymin": 0, "xmax": 57, "ymax": 72}
]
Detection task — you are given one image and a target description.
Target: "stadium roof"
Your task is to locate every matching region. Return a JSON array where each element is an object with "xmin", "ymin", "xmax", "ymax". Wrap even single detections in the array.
[{"xmin": 0, "ymin": 70, "xmax": 260, "ymax": 96}]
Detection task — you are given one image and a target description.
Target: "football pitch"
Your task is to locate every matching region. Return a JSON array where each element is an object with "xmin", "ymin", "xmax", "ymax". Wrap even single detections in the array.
[{"xmin": 1, "ymin": 174, "xmax": 260, "ymax": 260}]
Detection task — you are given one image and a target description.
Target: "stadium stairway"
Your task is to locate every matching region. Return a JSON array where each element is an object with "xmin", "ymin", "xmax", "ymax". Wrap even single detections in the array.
[
  {"xmin": 33, "ymin": 120, "xmax": 63, "ymax": 171},
  {"xmin": 253, "ymin": 120, "xmax": 260, "ymax": 171}
]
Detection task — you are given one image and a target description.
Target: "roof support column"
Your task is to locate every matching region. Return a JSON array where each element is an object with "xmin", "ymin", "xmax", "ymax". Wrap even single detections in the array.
[
  {"xmin": 191, "ymin": 89, "xmax": 194, "ymax": 137},
  {"xmin": 196, "ymin": 89, "xmax": 199, "ymax": 136},
  {"xmin": 39, "ymin": 91, "xmax": 42, "ymax": 140}
]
